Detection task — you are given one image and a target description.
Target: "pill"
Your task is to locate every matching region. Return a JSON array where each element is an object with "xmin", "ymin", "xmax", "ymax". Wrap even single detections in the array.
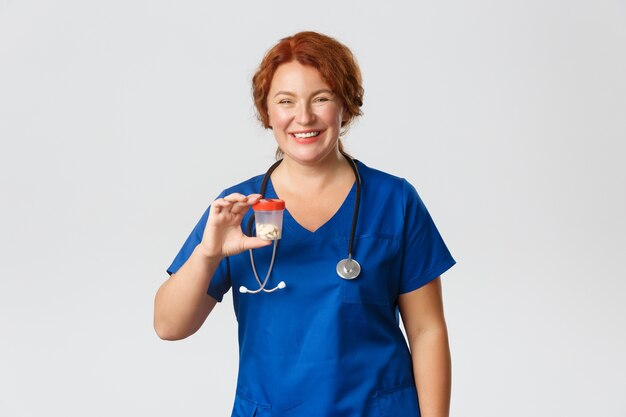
[{"xmin": 256, "ymin": 223, "xmax": 281, "ymax": 240}]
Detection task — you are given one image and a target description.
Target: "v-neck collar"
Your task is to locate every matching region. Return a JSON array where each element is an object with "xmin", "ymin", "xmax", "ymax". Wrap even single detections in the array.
[{"xmin": 264, "ymin": 170, "xmax": 358, "ymax": 238}]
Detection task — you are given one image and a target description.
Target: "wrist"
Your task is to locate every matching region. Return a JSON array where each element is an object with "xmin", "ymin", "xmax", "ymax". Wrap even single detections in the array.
[{"xmin": 194, "ymin": 243, "xmax": 224, "ymax": 262}]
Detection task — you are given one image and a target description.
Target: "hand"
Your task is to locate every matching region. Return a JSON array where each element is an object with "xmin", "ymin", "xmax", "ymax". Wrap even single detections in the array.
[{"xmin": 198, "ymin": 193, "xmax": 272, "ymax": 259}]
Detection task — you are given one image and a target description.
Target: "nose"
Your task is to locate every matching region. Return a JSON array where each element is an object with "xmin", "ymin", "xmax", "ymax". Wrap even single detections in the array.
[{"xmin": 295, "ymin": 102, "xmax": 315, "ymax": 125}]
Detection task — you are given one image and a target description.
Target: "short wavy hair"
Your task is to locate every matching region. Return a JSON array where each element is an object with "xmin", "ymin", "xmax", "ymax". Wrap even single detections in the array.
[{"xmin": 252, "ymin": 31, "xmax": 364, "ymax": 157}]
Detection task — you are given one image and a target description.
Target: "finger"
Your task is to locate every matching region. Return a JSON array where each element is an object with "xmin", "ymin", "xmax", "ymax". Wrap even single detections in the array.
[
  {"xmin": 228, "ymin": 193, "xmax": 264, "ymax": 215},
  {"xmin": 236, "ymin": 194, "xmax": 263, "ymax": 214},
  {"xmin": 212, "ymin": 197, "xmax": 231, "ymax": 206},
  {"xmin": 223, "ymin": 193, "xmax": 248, "ymax": 203},
  {"xmin": 230, "ymin": 201, "xmax": 252, "ymax": 215},
  {"xmin": 242, "ymin": 237, "xmax": 273, "ymax": 251},
  {"xmin": 211, "ymin": 198, "xmax": 234, "ymax": 215},
  {"xmin": 246, "ymin": 194, "xmax": 263, "ymax": 203}
]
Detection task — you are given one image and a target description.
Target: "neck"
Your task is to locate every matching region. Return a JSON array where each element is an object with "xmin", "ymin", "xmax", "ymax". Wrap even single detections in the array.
[{"xmin": 273, "ymin": 150, "xmax": 353, "ymax": 193}]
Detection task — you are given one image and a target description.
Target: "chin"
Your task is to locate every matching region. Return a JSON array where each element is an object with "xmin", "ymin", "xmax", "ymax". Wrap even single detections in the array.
[{"xmin": 285, "ymin": 148, "xmax": 336, "ymax": 165}]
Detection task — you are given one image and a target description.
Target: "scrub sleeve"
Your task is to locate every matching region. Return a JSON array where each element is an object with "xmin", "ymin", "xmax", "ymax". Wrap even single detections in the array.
[{"xmin": 398, "ymin": 179, "xmax": 456, "ymax": 293}]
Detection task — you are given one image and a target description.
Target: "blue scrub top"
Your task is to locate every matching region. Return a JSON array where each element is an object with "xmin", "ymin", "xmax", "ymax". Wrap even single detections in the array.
[{"xmin": 167, "ymin": 161, "xmax": 456, "ymax": 417}]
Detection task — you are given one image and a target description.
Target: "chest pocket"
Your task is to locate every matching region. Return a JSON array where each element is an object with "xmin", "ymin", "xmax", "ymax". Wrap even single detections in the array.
[{"xmin": 340, "ymin": 235, "xmax": 400, "ymax": 306}]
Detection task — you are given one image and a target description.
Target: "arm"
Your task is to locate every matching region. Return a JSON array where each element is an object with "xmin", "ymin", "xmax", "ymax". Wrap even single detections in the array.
[
  {"xmin": 398, "ymin": 277, "xmax": 451, "ymax": 417},
  {"xmin": 153, "ymin": 193, "xmax": 271, "ymax": 340},
  {"xmin": 153, "ymin": 246, "xmax": 220, "ymax": 340}
]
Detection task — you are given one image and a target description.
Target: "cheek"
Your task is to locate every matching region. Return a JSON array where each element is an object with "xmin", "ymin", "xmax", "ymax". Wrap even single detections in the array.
[
  {"xmin": 268, "ymin": 107, "xmax": 291, "ymax": 129},
  {"xmin": 321, "ymin": 107, "xmax": 344, "ymax": 126}
]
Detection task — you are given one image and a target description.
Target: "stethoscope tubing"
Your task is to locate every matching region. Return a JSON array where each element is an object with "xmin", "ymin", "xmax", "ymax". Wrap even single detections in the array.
[
  {"xmin": 242, "ymin": 151, "xmax": 362, "ymax": 293},
  {"xmin": 240, "ymin": 240, "xmax": 284, "ymax": 294},
  {"xmin": 344, "ymin": 154, "xmax": 361, "ymax": 261}
]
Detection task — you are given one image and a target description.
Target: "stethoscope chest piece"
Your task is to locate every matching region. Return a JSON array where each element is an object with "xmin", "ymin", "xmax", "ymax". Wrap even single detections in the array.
[{"xmin": 336, "ymin": 258, "xmax": 361, "ymax": 280}]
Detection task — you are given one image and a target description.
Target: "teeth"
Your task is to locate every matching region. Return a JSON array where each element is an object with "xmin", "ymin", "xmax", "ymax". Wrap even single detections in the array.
[{"xmin": 293, "ymin": 131, "xmax": 320, "ymax": 138}]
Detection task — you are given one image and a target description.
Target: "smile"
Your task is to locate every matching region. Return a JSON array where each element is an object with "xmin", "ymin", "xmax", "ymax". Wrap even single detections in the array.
[{"xmin": 291, "ymin": 131, "xmax": 321, "ymax": 138}]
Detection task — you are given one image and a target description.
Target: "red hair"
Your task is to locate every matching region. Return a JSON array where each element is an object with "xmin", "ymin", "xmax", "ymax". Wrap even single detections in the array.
[{"xmin": 252, "ymin": 31, "xmax": 364, "ymax": 155}]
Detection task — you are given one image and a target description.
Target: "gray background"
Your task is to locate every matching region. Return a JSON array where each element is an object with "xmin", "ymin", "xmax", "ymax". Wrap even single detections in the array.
[{"xmin": 1, "ymin": 0, "xmax": 625, "ymax": 416}]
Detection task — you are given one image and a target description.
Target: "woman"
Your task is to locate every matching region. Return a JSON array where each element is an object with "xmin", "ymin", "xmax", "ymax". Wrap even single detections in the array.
[{"xmin": 154, "ymin": 31, "xmax": 456, "ymax": 417}]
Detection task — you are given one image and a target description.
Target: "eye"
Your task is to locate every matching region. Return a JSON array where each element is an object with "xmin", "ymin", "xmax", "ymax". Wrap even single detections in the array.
[
  {"xmin": 278, "ymin": 99, "xmax": 293, "ymax": 104},
  {"xmin": 314, "ymin": 96, "xmax": 330, "ymax": 102}
]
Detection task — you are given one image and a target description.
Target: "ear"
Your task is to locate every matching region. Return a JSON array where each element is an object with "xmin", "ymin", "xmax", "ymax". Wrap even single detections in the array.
[
  {"xmin": 341, "ymin": 106, "xmax": 350, "ymax": 124},
  {"xmin": 266, "ymin": 111, "xmax": 273, "ymax": 130},
  {"xmin": 341, "ymin": 109, "xmax": 351, "ymax": 127}
]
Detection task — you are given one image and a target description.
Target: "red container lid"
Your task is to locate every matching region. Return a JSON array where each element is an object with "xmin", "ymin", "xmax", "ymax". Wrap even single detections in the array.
[{"xmin": 252, "ymin": 198, "xmax": 285, "ymax": 211}]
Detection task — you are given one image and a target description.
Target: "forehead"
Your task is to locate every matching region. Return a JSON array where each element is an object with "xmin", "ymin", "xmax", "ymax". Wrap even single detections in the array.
[{"xmin": 269, "ymin": 61, "xmax": 331, "ymax": 93}]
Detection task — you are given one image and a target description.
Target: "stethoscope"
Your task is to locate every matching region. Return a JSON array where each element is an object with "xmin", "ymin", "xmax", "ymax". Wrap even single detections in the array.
[{"xmin": 239, "ymin": 151, "xmax": 362, "ymax": 294}]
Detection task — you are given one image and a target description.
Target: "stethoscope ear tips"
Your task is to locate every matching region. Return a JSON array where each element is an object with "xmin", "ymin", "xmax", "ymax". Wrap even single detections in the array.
[{"xmin": 239, "ymin": 282, "xmax": 284, "ymax": 294}]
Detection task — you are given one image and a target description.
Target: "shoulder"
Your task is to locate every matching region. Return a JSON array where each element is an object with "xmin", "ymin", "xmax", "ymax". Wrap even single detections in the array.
[
  {"xmin": 357, "ymin": 160, "xmax": 415, "ymax": 197},
  {"xmin": 220, "ymin": 173, "xmax": 265, "ymax": 196},
  {"xmin": 357, "ymin": 160, "xmax": 425, "ymax": 222}
]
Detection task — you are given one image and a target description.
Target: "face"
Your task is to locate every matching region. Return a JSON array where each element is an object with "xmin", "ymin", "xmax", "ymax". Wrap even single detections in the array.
[{"xmin": 267, "ymin": 61, "xmax": 346, "ymax": 166}]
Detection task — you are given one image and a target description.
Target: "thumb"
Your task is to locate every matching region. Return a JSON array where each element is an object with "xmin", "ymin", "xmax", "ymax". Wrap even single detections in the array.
[{"xmin": 242, "ymin": 237, "xmax": 274, "ymax": 251}]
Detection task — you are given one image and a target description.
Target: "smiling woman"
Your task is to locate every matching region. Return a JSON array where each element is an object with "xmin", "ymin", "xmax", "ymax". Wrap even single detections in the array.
[
  {"xmin": 154, "ymin": 31, "xmax": 456, "ymax": 417},
  {"xmin": 252, "ymin": 31, "xmax": 364, "ymax": 159},
  {"xmin": 266, "ymin": 62, "xmax": 346, "ymax": 166}
]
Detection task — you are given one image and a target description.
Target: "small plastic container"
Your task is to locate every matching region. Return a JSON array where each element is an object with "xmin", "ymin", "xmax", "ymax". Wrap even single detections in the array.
[{"xmin": 252, "ymin": 199, "xmax": 285, "ymax": 240}]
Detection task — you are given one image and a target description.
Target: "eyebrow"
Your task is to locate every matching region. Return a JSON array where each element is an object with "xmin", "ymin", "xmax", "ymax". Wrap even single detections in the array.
[{"xmin": 273, "ymin": 89, "xmax": 334, "ymax": 98}]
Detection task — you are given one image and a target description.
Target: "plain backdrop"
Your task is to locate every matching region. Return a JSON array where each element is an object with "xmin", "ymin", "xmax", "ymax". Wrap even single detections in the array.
[{"xmin": 1, "ymin": 1, "xmax": 625, "ymax": 416}]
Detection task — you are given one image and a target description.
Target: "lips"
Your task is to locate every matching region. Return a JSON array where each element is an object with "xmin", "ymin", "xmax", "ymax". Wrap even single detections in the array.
[
  {"xmin": 292, "ymin": 131, "xmax": 320, "ymax": 138},
  {"xmin": 290, "ymin": 130, "xmax": 323, "ymax": 144}
]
